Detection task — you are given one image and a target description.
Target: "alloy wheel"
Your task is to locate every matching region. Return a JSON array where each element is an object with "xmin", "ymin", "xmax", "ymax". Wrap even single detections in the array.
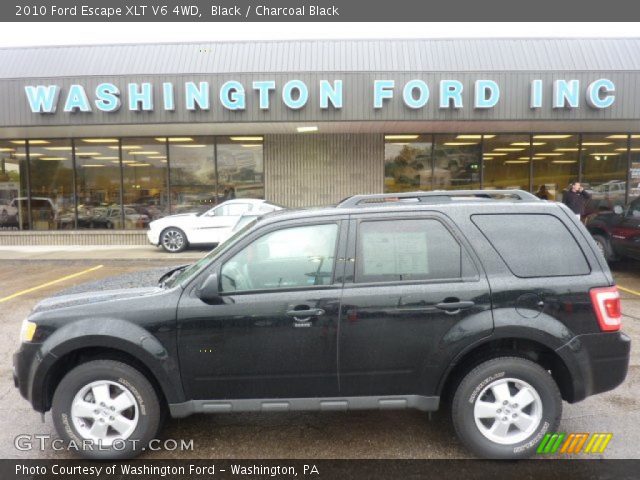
[
  {"xmin": 70, "ymin": 380, "xmax": 139, "ymax": 446},
  {"xmin": 162, "ymin": 229, "xmax": 185, "ymax": 252},
  {"xmin": 473, "ymin": 377, "xmax": 543, "ymax": 445}
]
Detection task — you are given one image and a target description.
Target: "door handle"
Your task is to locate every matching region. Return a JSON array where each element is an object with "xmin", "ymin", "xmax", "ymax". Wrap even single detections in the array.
[
  {"xmin": 286, "ymin": 308, "xmax": 325, "ymax": 318},
  {"xmin": 435, "ymin": 300, "xmax": 475, "ymax": 312}
]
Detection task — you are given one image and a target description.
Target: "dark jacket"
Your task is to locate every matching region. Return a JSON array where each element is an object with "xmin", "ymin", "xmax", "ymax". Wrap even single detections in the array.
[{"xmin": 562, "ymin": 188, "xmax": 592, "ymax": 215}]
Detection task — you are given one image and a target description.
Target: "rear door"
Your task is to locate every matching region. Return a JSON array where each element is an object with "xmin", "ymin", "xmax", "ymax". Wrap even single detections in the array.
[{"xmin": 338, "ymin": 211, "xmax": 492, "ymax": 397}]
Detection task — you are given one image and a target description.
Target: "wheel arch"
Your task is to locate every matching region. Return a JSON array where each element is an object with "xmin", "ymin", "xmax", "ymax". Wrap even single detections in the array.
[
  {"xmin": 438, "ymin": 336, "xmax": 577, "ymax": 405},
  {"xmin": 32, "ymin": 319, "xmax": 185, "ymax": 412}
]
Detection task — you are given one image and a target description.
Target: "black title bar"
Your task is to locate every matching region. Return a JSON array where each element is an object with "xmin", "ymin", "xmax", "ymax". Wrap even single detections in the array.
[{"xmin": 4, "ymin": 0, "xmax": 640, "ymax": 21}]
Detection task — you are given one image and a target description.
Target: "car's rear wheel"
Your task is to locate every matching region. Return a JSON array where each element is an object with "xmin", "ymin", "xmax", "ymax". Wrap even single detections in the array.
[
  {"xmin": 451, "ymin": 356, "xmax": 562, "ymax": 459},
  {"xmin": 160, "ymin": 227, "xmax": 187, "ymax": 253},
  {"xmin": 51, "ymin": 360, "xmax": 161, "ymax": 459}
]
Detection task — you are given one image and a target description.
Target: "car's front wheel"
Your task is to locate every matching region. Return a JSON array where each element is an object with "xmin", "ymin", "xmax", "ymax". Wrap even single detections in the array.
[
  {"xmin": 160, "ymin": 227, "xmax": 188, "ymax": 253},
  {"xmin": 51, "ymin": 360, "xmax": 162, "ymax": 459},
  {"xmin": 451, "ymin": 356, "xmax": 562, "ymax": 459}
]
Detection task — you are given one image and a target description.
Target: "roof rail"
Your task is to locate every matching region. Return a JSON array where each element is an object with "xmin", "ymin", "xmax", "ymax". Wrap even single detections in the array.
[{"xmin": 337, "ymin": 190, "xmax": 539, "ymax": 208}]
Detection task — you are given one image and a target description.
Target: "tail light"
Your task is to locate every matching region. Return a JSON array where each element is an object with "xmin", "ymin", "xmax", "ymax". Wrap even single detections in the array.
[{"xmin": 590, "ymin": 286, "xmax": 622, "ymax": 332}]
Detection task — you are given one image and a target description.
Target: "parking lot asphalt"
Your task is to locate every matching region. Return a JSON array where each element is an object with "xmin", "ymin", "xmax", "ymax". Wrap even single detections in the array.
[{"xmin": 0, "ymin": 251, "xmax": 639, "ymax": 460}]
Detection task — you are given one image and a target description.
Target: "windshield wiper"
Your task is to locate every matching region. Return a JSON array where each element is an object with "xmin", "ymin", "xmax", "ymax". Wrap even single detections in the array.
[{"xmin": 158, "ymin": 264, "xmax": 190, "ymax": 288}]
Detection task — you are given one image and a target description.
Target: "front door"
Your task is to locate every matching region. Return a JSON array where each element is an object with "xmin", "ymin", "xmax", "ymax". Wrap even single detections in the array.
[
  {"xmin": 338, "ymin": 213, "xmax": 492, "ymax": 397},
  {"xmin": 177, "ymin": 218, "xmax": 347, "ymax": 400}
]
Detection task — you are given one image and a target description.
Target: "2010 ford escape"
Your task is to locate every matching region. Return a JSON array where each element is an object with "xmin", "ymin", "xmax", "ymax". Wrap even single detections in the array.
[{"xmin": 13, "ymin": 190, "xmax": 630, "ymax": 459}]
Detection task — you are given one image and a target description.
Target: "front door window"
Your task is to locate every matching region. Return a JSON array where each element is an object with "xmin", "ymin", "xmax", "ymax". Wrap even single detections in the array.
[{"xmin": 220, "ymin": 223, "xmax": 339, "ymax": 292}]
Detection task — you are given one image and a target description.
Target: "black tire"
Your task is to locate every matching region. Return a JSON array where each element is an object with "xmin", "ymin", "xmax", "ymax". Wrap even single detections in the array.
[
  {"xmin": 51, "ymin": 360, "xmax": 162, "ymax": 460},
  {"xmin": 451, "ymin": 357, "xmax": 562, "ymax": 459},
  {"xmin": 592, "ymin": 234, "xmax": 616, "ymax": 262},
  {"xmin": 160, "ymin": 227, "xmax": 188, "ymax": 253}
]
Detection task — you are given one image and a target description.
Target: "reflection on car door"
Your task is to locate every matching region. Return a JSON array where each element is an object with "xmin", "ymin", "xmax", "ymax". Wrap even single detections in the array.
[
  {"xmin": 177, "ymin": 217, "xmax": 348, "ymax": 400},
  {"xmin": 338, "ymin": 213, "xmax": 492, "ymax": 397}
]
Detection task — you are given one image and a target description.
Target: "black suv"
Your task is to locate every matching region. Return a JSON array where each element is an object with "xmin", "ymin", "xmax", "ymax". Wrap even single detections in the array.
[{"xmin": 13, "ymin": 190, "xmax": 630, "ymax": 459}]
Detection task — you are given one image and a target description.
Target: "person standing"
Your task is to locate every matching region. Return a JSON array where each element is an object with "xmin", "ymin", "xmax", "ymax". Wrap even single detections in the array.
[{"xmin": 562, "ymin": 181, "xmax": 591, "ymax": 221}]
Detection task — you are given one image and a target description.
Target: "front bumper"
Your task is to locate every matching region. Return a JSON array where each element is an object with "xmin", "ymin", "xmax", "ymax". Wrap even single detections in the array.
[
  {"xmin": 13, "ymin": 342, "xmax": 48, "ymax": 412},
  {"xmin": 557, "ymin": 330, "xmax": 631, "ymax": 403},
  {"xmin": 147, "ymin": 228, "xmax": 160, "ymax": 246}
]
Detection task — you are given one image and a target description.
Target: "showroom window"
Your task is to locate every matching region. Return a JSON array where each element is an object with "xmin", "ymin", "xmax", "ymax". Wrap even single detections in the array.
[
  {"xmin": 168, "ymin": 136, "xmax": 216, "ymax": 214},
  {"xmin": 384, "ymin": 135, "xmax": 433, "ymax": 192},
  {"xmin": 432, "ymin": 134, "xmax": 482, "ymax": 190},
  {"xmin": 582, "ymin": 134, "xmax": 629, "ymax": 215},
  {"xmin": 122, "ymin": 137, "xmax": 169, "ymax": 229},
  {"xmin": 216, "ymin": 136, "xmax": 264, "ymax": 200},
  {"xmin": 532, "ymin": 134, "xmax": 579, "ymax": 201},
  {"xmin": 74, "ymin": 138, "xmax": 122, "ymax": 230},
  {"xmin": 0, "ymin": 140, "xmax": 27, "ymax": 230},
  {"xmin": 29, "ymin": 139, "xmax": 74, "ymax": 230},
  {"xmin": 482, "ymin": 135, "xmax": 530, "ymax": 191}
]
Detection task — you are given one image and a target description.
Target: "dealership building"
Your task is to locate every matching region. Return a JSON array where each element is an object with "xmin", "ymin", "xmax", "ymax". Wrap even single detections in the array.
[{"xmin": 1, "ymin": 37, "xmax": 640, "ymax": 244}]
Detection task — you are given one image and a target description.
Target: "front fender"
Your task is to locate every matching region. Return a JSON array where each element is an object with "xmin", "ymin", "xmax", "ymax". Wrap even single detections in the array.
[{"xmin": 28, "ymin": 318, "xmax": 184, "ymax": 412}]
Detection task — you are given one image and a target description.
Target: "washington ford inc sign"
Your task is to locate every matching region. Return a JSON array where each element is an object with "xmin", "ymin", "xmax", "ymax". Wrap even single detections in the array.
[{"xmin": 24, "ymin": 78, "xmax": 616, "ymax": 114}]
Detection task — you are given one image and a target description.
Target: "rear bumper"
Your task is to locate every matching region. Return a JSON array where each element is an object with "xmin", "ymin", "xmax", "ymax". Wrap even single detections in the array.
[{"xmin": 557, "ymin": 331, "xmax": 631, "ymax": 402}]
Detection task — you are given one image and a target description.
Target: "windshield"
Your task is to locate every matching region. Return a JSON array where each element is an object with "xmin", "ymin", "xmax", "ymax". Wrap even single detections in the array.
[{"xmin": 165, "ymin": 217, "xmax": 259, "ymax": 288}]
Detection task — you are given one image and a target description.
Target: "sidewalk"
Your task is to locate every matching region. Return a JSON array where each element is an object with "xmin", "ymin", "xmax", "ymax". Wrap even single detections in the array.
[{"xmin": 0, "ymin": 245, "xmax": 206, "ymax": 261}]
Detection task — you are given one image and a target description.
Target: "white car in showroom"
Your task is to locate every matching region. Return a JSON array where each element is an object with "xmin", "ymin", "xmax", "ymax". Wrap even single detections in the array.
[{"xmin": 147, "ymin": 198, "xmax": 282, "ymax": 252}]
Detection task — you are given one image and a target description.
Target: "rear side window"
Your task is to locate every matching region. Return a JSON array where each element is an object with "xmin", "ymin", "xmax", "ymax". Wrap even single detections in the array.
[
  {"xmin": 472, "ymin": 214, "xmax": 590, "ymax": 277},
  {"xmin": 355, "ymin": 219, "xmax": 476, "ymax": 283}
]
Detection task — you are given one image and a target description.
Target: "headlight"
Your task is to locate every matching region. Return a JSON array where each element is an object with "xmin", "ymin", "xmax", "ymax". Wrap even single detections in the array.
[{"xmin": 19, "ymin": 319, "xmax": 37, "ymax": 343}]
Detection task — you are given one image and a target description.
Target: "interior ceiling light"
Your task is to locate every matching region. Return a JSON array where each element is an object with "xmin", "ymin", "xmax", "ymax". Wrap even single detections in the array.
[
  {"xmin": 230, "ymin": 136, "xmax": 264, "ymax": 141},
  {"xmin": 172, "ymin": 144, "xmax": 207, "ymax": 148},
  {"xmin": 109, "ymin": 145, "xmax": 141, "ymax": 150},
  {"xmin": 581, "ymin": 142, "xmax": 612, "ymax": 146},
  {"xmin": 443, "ymin": 142, "xmax": 478, "ymax": 146},
  {"xmin": 511, "ymin": 142, "xmax": 546, "ymax": 146},
  {"xmin": 494, "ymin": 148, "xmax": 524, "ymax": 152},
  {"xmin": 10, "ymin": 140, "xmax": 50, "ymax": 145},
  {"xmin": 82, "ymin": 138, "xmax": 119, "ymax": 143},
  {"xmin": 44, "ymin": 147, "xmax": 73, "ymax": 151},
  {"xmin": 385, "ymin": 135, "xmax": 419, "ymax": 140},
  {"xmin": 130, "ymin": 151, "xmax": 160, "ymax": 155},
  {"xmin": 456, "ymin": 134, "xmax": 494, "ymax": 139},
  {"xmin": 39, "ymin": 157, "xmax": 66, "ymax": 161},
  {"xmin": 155, "ymin": 137, "xmax": 194, "ymax": 142},
  {"xmin": 297, "ymin": 126, "xmax": 319, "ymax": 133},
  {"xmin": 554, "ymin": 148, "xmax": 579, "ymax": 151},
  {"xmin": 533, "ymin": 135, "xmax": 573, "ymax": 139}
]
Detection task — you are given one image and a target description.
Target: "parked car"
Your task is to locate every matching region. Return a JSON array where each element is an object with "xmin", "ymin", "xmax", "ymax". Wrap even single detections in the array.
[
  {"xmin": 8, "ymin": 197, "xmax": 56, "ymax": 229},
  {"xmin": 586, "ymin": 196, "xmax": 640, "ymax": 261},
  {"xmin": 13, "ymin": 190, "xmax": 629, "ymax": 459},
  {"xmin": 147, "ymin": 198, "xmax": 282, "ymax": 253},
  {"xmin": 0, "ymin": 198, "xmax": 18, "ymax": 224}
]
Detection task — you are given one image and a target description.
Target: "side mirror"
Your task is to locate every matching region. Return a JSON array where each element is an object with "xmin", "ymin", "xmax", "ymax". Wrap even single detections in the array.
[
  {"xmin": 613, "ymin": 205, "xmax": 624, "ymax": 215},
  {"xmin": 196, "ymin": 273, "xmax": 221, "ymax": 302}
]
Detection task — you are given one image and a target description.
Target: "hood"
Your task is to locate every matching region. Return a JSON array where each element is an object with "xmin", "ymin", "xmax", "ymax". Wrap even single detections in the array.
[
  {"xmin": 150, "ymin": 212, "xmax": 198, "ymax": 225},
  {"xmin": 32, "ymin": 287, "xmax": 162, "ymax": 314}
]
